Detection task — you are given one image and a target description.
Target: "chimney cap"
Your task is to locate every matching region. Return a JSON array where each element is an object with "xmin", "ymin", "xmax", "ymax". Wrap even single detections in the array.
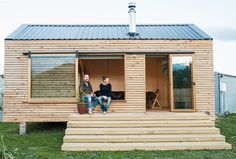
[{"xmin": 128, "ymin": 2, "xmax": 136, "ymax": 8}]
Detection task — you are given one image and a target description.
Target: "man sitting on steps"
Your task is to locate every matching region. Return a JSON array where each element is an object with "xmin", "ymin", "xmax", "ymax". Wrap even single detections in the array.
[{"xmin": 79, "ymin": 74, "xmax": 99, "ymax": 115}]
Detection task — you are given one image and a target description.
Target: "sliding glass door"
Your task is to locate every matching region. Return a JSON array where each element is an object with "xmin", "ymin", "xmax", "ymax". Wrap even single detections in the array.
[{"xmin": 169, "ymin": 55, "xmax": 195, "ymax": 111}]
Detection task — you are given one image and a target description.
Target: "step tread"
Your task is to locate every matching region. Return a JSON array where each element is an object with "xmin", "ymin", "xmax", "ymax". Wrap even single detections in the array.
[
  {"xmin": 65, "ymin": 127, "xmax": 220, "ymax": 135},
  {"xmin": 62, "ymin": 142, "xmax": 232, "ymax": 151},
  {"xmin": 63, "ymin": 134, "xmax": 225, "ymax": 142}
]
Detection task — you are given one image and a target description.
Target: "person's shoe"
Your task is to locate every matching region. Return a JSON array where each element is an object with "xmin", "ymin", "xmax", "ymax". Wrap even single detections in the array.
[
  {"xmin": 103, "ymin": 111, "xmax": 106, "ymax": 115},
  {"xmin": 88, "ymin": 108, "xmax": 93, "ymax": 115}
]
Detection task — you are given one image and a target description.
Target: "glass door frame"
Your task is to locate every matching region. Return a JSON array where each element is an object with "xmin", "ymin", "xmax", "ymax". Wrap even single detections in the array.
[{"xmin": 168, "ymin": 54, "xmax": 196, "ymax": 112}]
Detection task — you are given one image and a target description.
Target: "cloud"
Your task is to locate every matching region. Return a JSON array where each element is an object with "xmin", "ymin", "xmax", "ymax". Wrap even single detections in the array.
[{"xmin": 205, "ymin": 27, "xmax": 236, "ymax": 41}]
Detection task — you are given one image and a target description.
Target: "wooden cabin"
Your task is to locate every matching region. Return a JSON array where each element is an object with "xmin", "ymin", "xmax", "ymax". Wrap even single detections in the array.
[
  {"xmin": 3, "ymin": 23, "xmax": 232, "ymax": 150},
  {"xmin": 3, "ymin": 24, "xmax": 213, "ymax": 118}
]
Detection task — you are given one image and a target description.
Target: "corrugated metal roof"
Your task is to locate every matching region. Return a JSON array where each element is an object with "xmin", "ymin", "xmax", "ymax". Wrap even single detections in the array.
[{"xmin": 6, "ymin": 24, "xmax": 212, "ymax": 40}]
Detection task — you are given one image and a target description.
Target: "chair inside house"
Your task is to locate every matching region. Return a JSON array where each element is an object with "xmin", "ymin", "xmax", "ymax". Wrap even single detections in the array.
[{"xmin": 146, "ymin": 89, "xmax": 161, "ymax": 110}]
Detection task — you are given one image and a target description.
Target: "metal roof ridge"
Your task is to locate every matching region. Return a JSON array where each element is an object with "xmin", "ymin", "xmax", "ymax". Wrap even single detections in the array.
[{"xmin": 20, "ymin": 24, "xmax": 195, "ymax": 27}]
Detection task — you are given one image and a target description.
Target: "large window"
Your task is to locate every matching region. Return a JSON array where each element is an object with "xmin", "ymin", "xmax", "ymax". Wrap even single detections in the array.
[{"xmin": 31, "ymin": 55, "xmax": 76, "ymax": 98}]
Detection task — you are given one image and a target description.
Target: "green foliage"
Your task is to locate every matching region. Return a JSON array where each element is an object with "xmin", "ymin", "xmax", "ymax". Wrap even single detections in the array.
[
  {"xmin": 173, "ymin": 65, "xmax": 192, "ymax": 88},
  {"xmin": 162, "ymin": 59, "xmax": 169, "ymax": 80},
  {"xmin": 1, "ymin": 114, "xmax": 236, "ymax": 159},
  {"xmin": 76, "ymin": 87, "xmax": 86, "ymax": 103},
  {"xmin": 0, "ymin": 134, "xmax": 17, "ymax": 159}
]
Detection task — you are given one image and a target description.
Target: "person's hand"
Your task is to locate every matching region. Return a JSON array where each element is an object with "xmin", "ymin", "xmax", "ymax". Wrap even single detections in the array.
[
  {"xmin": 103, "ymin": 96, "xmax": 108, "ymax": 100},
  {"xmin": 91, "ymin": 93, "xmax": 94, "ymax": 97}
]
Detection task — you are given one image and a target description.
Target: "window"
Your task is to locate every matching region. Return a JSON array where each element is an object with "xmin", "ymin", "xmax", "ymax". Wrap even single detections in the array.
[
  {"xmin": 169, "ymin": 55, "xmax": 195, "ymax": 111},
  {"xmin": 31, "ymin": 55, "xmax": 76, "ymax": 98}
]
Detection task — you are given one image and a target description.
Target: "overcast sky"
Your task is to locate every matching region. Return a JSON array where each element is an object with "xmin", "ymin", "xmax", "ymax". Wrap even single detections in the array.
[{"xmin": 0, "ymin": 0, "xmax": 236, "ymax": 75}]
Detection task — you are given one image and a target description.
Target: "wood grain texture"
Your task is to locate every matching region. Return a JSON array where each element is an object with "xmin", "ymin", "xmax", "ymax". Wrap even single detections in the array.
[
  {"xmin": 3, "ymin": 40, "xmax": 214, "ymax": 122},
  {"xmin": 61, "ymin": 113, "xmax": 230, "ymax": 151}
]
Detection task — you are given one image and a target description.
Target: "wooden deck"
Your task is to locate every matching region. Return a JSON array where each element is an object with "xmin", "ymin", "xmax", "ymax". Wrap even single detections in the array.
[{"xmin": 61, "ymin": 112, "xmax": 231, "ymax": 151}]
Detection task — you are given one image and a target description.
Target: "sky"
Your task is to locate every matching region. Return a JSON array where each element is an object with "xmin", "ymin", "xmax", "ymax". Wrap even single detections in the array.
[{"xmin": 0, "ymin": 0, "xmax": 236, "ymax": 75}]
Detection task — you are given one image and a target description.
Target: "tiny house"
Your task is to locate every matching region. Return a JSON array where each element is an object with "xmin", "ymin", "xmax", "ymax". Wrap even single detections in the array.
[
  {"xmin": 3, "ymin": 3, "xmax": 231, "ymax": 151},
  {"xmin": 4, "ymin": 24, "xmax": 215, "ymax": 120}
]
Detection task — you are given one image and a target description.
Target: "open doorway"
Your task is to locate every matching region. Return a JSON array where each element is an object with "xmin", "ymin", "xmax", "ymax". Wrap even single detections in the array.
[
  {"xmin": 146, "ymin": 55, "xmax": 170, "ymax": 112},
  {"xmin": 78, "ymin": 58, "xmax": 125, "ymax": 100}
]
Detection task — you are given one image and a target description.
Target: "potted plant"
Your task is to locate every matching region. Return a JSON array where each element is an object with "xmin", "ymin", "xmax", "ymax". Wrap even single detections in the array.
[{"xmin": 76, "ymin": 88, "xmax": 87, "ymax": 114}]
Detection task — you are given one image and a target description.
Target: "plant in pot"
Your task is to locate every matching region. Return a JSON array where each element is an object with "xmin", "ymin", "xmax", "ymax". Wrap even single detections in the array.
[{"xmin": 76, "ymin": 88, "xmax": 87, "ymax": 114}]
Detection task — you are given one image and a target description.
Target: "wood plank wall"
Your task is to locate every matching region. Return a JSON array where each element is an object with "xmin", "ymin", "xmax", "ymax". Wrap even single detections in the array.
[{"xmin": 3, "ymin": 40, "xmax": 214, "ymax": 122}]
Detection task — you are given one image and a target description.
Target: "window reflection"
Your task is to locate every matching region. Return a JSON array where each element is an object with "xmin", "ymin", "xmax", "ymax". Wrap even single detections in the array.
[
  {"xmin": 172, "ymin": 56, "xmax": 193, "ymax": 109},
  {"xmin": 31, "ymin": 56, "xmax": 75, "ymax": 98}
]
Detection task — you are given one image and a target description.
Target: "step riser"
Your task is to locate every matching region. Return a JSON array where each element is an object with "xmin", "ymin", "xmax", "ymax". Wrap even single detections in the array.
[
  {"xmin": 68, "ymin": 121, "xmax": 213, "ymax": 124},
  {"xmin": 65, "ymin": 129, "xmax": 220, "ymax": 135},
  {"xmin": 70, "ymin": 113, "xmax": 209, "ymax": 116},
  {"xmin": 62, "ymin": 143, "xmax": 232, "ymax": 151},
  {"xmin": 64, "ymin": 137, "xmax": 225, "ymax": 143},
  {"xmin": 67, "ymin": 123, "xmax": 214, "ymax": 127},
  {"xmin": 67, "ymin": 120, "xmax": 214, "ymax": 124},
  {"xmin": 69, "ymin": 117, "xmax": 210, "ymax": 121}
]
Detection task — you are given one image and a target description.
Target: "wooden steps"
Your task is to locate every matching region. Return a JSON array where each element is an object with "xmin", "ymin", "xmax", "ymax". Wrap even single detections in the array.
[{"xmin": 62, "ymin": 113, "xmax": 231, "ymax": 151}]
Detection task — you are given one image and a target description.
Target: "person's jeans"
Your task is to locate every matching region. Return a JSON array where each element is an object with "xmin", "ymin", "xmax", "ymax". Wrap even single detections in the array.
[
  {"xmin": 98, "ymin": 96, "xmax": 111, "ymax": 112},
  {"xmin": 83, "ymin": 95, "xmax": 99, "ymax": 110}
]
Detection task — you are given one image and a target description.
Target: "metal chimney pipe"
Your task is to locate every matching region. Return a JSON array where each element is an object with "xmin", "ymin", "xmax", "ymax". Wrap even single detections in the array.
[{"xmin": 128, "ymin": 2, "xmax": 137, "ymax": 36}]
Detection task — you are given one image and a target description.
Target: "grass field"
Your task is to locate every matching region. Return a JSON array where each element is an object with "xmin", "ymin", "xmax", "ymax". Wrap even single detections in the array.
[{"xmin": 0, "ymin": 114, "xmax": 236, "ymax": 159}]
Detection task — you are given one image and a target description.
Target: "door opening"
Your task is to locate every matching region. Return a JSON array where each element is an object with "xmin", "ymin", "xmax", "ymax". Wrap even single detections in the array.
[{"xmin": 145, "ymin": 55, "xmax": 170, "ymax": 112}]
